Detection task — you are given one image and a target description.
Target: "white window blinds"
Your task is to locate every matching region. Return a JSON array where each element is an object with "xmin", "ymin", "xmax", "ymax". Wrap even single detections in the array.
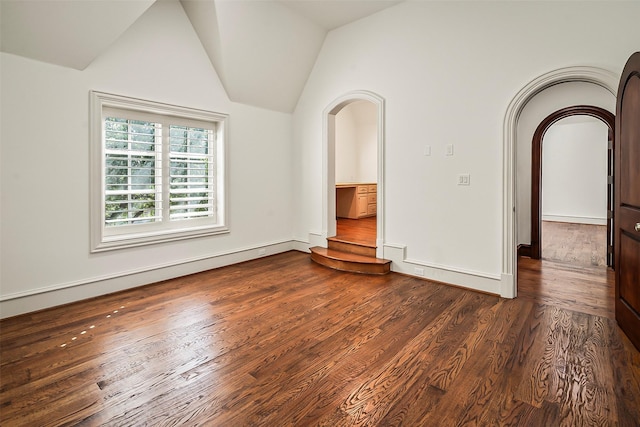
[
  {"xmin": 169, "ymin": 125, "xmax": 215, "ymax": 221},
  {"xmin": 104, "ymin": 117, "xmax": 162, "ymax": 226},
  {"xmin": 90, "ymin": 91, "xmax": 228, "ymax": 252}
]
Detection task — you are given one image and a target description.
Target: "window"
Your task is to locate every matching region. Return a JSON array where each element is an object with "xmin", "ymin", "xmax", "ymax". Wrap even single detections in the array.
[{"xmin": 90, "ymin": 91, "xmax": 228, "ymax": 252}]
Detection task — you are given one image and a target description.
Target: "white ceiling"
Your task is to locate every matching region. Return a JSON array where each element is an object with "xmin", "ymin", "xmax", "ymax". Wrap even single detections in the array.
[
  {"xmin": 0, "ymin": 0, "xmax": 403, "ymax": 112},
  {"xmin": 181, "ymin": 0, "xmax": 328, "ymax": 113},
  {"xmin": 278, "ymin": 0, "xmax": 403, "ymax": 30},
  {"xmin": 0, "ymin": 0, "xmax": 156, "ymax": 70}
]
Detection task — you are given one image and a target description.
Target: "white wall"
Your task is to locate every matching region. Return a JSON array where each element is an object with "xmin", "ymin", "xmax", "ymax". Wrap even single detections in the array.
[
  {"xmin": 335, "ymin": 100, "xmax": 377, "ymax": 183},
  {"xmin": 542, "ymin": 117, "xmax": 608, "ymax": 225},
  {"xmin": 355, "ymin": 102, "xmax": 378, "ymax": 183},
  {"xmin": 0, "ymin": 1, "xmax": 294, "ymax": 317},
  {"xmin": 335, "ymin": 104, "xmax": 358, "ymax": 182},
  {"xmin": 292, "ymin": 1, "xmax": 639, "ymax": 295}
]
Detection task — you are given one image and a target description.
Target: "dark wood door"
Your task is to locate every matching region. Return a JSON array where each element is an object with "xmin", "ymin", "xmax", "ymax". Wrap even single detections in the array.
[
  {"xmin": 607, "ymin": 127, "xmax": 614, "ymax": 268},
  {"xmin": 615, "ymin": 51, "xmax": 640, "ymax": 350}
]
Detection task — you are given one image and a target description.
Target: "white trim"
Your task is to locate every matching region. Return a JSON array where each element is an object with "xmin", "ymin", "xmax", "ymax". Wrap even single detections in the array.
[
  {"xmin": 501, "ymin": 274, "xmax": 515, "ymax": 299},
  {"xmin": 542, "ymin": 215, "xmax": 607, "ymax": 225},
  {"xmin": 322, "ymin": 91, "xmax": 386, "ymax": 258},
  {"xmin": 291, "ymin": 239, "xmax": 313, "ymax": 253},
  {"xmin": 384, "ymin": 244, "xmax": 502, "ymax": 295},
  {"xmin": 0, "ymin": 241, "xmax": 295, "ymax": 318},
  {"xmin": 308, "ymin": 231, "xmax": 325, "ymax": 249},
  {"xmin": 403, "ymin": 258, "xmax": 501, "ymax": 281},
  {"xmin": 502, "ymin": 66, "xmax": 618, "ymax": 298},
  {"xmin": 89, "ymin": 91, "xmax": 230, "ymax": 252}
]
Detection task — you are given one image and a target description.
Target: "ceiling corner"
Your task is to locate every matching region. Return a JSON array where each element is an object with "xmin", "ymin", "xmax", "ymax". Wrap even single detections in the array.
[{"xmin": 0, "ymin": 0, "xmax": 156, "ymax": 70}]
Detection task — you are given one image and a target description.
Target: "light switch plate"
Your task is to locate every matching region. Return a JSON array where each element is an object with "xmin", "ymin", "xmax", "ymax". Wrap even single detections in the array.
[
  {"xmin": 446, "ymin": 144, "xmax": 454, "ymax": 156},
  {"xmin": 423, "ymin": 145, "xmax": 431, "ymax": 156}
]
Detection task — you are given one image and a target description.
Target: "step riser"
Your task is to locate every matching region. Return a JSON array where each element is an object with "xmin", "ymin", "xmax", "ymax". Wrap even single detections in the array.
[
  {"xmin": 327, "ymin": 240, "xmax": 376, "ymax": 257},
  {"xmin": 310, "ymin": 253, "xmax": 390, "ymax": 275}
]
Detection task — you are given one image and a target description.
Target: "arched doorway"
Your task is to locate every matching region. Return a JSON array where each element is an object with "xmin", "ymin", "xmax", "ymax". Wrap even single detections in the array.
[
  {"xmin": 502, "ymin": 66, "xmax": 618, "ymax": 297},
  {"xmin": 522, "ymin": 105, "xmax": 615, "ymax": 266},
  {"xmin": 323, "ymin": 91, "xmax": 385, "ymax": 258}
]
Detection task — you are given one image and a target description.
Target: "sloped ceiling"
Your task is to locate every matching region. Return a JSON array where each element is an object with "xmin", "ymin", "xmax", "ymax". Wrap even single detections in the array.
[
  {"xmin": 181, "ymin": 0, "xmax": 326, "ymax": 113},
  {"xmin": 0, "ymin": 0, "xmax": 402, "ymax": 112},
  {"xmin": 279, "ymin": 0, "xmax": 402, "ymax": 30},
  {"xmin": 0, "ymin": 0, "xmax": 155, "ymax": 71}
]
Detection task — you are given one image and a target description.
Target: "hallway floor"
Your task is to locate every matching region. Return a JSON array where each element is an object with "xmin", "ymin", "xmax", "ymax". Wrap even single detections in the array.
[{"xmin": 541, "ymin": 221, "xmax": 607, "ymax": 267}]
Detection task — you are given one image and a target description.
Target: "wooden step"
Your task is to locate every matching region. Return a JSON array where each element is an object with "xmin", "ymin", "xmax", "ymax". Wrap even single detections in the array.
[
  {"xmin": 309, "ymin": 247, "xmax": 391, "ymax": 275},
  {"xmin": 327, "ymin": 237, "xmax": 376, "ymax": 257}
]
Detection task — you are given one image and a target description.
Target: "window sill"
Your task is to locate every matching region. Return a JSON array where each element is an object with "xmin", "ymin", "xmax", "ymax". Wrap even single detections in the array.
[{"xmin": 91, "ymin": 225, "xmax": 230, "ymax": 253}]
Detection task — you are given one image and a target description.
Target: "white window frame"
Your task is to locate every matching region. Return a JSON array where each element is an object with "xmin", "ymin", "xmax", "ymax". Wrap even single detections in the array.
[{"xmin": 90, "ymin": 91, "xmax": 228, "ymax": 252}]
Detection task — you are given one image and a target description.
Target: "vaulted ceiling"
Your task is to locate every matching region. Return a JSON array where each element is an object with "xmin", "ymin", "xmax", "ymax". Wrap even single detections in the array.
[{"xmin": 0, "ymin": 0, "xmax": 402, "ymax": 112}]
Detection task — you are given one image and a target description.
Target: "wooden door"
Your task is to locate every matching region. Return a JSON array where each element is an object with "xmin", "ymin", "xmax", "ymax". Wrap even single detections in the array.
[
  {"xmin": 607, "ymin": 127, "xmax": 614, "ymax": 268},
  {"xmin": 615, "ymin": 51, "xmax": 640, "ymax": 350}
]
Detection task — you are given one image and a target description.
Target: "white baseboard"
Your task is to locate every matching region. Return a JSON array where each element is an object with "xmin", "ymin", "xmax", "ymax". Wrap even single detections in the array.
[
  {"xmin": 542, "ymin": 215, "xmax": 606, "ymax": 225},
  {"xmin": 1, "ymin": 237, "xmax": 514, "ymax": 319},
  {"xmin": 308, "ymin": 231, "xmax": 326, "ymax": 249},
  {"xmin": 0, "ymin": 241, "xmax": 295, "ymax": 319},
  {"xmin": 383, "ymin": 244, "xmax": 503, "ymax": 296},
  {"xmin": 291, "ymin": 239, "xmax": 312, "ymax": 253},
  {"xmin": 501, "ymin": 273, "xmax": 515, "ymax": 298}
]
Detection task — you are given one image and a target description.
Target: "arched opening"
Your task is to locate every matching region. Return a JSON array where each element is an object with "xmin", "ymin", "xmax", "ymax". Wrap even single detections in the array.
[
  {"xmin": 323, "ymin": 91, "xmax": 385, "ymax": 258},
  {"xmin": 502, "ymin": 66, "xmax": 618, "ymax": 297},
  {"xmin": 522, "ymin": 105, "xmax": 615, "ymax": 266}
]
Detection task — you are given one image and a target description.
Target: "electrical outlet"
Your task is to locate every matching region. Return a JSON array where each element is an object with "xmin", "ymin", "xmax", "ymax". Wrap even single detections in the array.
[
  {"xmin": 414, "ymin": 267, "xmax": 425, "ymax": 276},
  {"xmin": 457, "ymin": 174, "xmax": 470, "ymax": 186}
]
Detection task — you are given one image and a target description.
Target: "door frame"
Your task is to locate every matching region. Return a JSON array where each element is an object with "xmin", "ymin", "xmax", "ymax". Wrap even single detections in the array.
[
  {"xmin": 502, "ymin": 66, "xmax": 618, "ymax": 298},
  {"xmin": 323, "ymin": 91, "xmax": 385, "ymax": 258},
  {"xmin": 520, "ymin": 105, "xmax": 615, "ymax": 265}
]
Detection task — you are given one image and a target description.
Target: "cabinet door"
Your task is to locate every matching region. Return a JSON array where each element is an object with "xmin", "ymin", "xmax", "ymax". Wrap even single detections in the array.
[{"xmin": 357, "ymin": 195, "xmax": 368, "ymax": 216}]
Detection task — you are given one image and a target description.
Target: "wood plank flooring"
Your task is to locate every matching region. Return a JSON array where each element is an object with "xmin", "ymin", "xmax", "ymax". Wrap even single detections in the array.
[
  {"xmin": 541, "ymin": 221, "xmax": 607, "ymax": 267},
  {"xmin": 1, "ymin": 251, "xmax": 639, "ymax": 426},
  {"xmin": 336, "ymin": 216, "xmax": 376, "ymax": 247},
  {"xmin": 518, "ymin": 257, "xmax": 614, "ymax": 319},
  {"xmin": 520, "ymin": 220, "xmax": 613, "ymax": 318}
]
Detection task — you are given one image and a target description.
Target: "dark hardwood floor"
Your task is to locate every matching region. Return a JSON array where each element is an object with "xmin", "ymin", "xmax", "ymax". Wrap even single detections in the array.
[
  {"xmin": 1, "ymin": 251, "xmax": 639, "ymax": 426},
  {"xmin": 519, "ymin": 220, "xmax": 613, "ymax": 318},
  {"xmin": 518, "ymin": 257, "xmax": 614, "ymax": 319}
]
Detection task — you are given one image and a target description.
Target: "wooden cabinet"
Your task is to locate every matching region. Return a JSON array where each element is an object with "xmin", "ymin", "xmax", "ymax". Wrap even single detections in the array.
[
  {"xmin": 336, "ymin": 183, "xmax": 377, "ymax": 219},
  {"xmin": 357, "ymin": 194, "xmax": 368, "ymax": 216}
]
